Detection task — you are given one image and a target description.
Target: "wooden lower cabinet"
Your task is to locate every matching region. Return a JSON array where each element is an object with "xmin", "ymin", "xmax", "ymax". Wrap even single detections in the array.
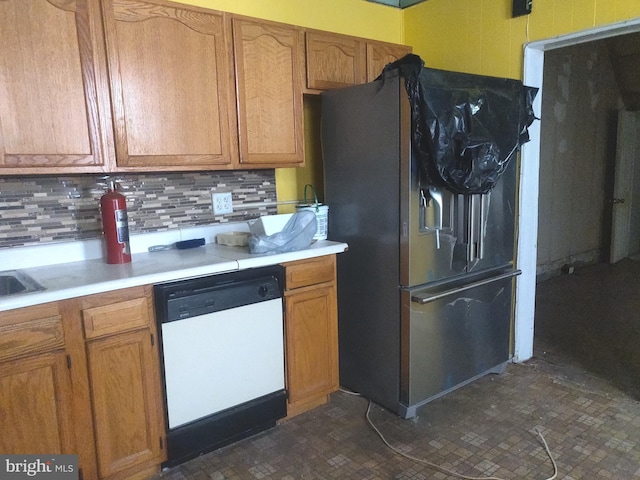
[
  {"xmin": 0, "ymin": 257, "xmax": 340, "ymax": 473},
  {"xmin": 79, "ymin": 286, "xmax": 166, "ymax": 480},
  {"xmin": 0, "ymin": 286, "xmax": 166, "ymax": 480},
  {"xmin": 0, "ymin": 351, "xmax": 76, "ymax": 455},
  {"xmin": 0, "ymin": 302, "xmax": 76, "ymax": 455},
  {"xmin": 282, "ymin": 256, "xmax": 339, "ymax": 417}
]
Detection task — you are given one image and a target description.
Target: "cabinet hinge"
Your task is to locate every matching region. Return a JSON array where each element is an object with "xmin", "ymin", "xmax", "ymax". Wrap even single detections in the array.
[
  {"xmin": 66, "ymin": 355, "xmax": 71, "ymax": 369},
  {"xmin": 151, "ymin": 333, "xmax": 155, "ymax": 346}
]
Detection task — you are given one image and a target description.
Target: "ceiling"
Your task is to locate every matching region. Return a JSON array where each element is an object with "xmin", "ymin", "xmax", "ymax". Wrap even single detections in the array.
[
  {"xmin": 366, "ymin": 0, "xmax": 426, "ymax": 8},
  {"xmin": 606, "ymin": 33, "xmax": 640, "ymax": 111}
]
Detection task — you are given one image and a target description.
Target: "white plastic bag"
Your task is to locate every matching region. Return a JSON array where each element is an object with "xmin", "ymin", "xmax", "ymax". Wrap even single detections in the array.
[{"xmin": 248, "ymin": 211, "xmax": 317, "ymax": 254}]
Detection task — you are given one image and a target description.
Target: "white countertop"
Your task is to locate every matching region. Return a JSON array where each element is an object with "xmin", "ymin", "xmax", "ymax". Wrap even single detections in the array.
[{"xmin": 0, "ymin": 221, "xmax": 348, "ymax": 312}]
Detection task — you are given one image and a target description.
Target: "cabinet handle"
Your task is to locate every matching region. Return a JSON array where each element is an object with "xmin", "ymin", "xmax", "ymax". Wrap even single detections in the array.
[
  {"xmin": 66, "ymin": 355, "xmax": 71, "ymax": 369},
  {"xmin": 150, "ymin": 333, "xmax": 155, "ymax": 346}
]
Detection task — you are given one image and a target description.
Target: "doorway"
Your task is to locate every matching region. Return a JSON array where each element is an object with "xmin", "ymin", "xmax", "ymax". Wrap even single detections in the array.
[
  {"xmin": 514, "ymin": 18, "xmax": 640, "ymax": 363},
  {"xmin": 611, "ymin": 110, "xmax": 640, "ymax": 262}
]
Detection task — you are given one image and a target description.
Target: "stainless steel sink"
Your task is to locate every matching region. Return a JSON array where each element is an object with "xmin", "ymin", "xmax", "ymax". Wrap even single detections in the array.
[{"xmin": 0, "ymin": 270, "xmax": 44, "ymax": 297}]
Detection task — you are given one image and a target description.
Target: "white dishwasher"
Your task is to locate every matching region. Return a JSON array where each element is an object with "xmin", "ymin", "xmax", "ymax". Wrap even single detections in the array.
[{"xmin": 153, "ymin": 266, "xmax": 286, "ymax": 468}]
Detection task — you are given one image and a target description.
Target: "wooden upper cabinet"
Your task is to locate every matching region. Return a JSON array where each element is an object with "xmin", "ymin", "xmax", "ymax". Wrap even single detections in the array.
[
  {"xmin": 232, "ymin": 18, "xmax": 305, "ymax": 167},
  {"xmin": 0, "ymin": 0, "xmax": 410, "ymax": 173},
  {"xmin": 303, "ymin": 30, "xmax": 411, "ymax": 92},
  {"xmin": 366, "ymin": 41, "xmax": 412, "ymax": 82},
  {"xmin": 101, "ymin": 0, "xmax": 238, "ymax": 169},
  {"xmin": 305, "ymin": 31, "xmax": 366, "ymax": 91},
  {"xmin": 0, "ymin": 0, "xmax": 113, "ymax": 173}
]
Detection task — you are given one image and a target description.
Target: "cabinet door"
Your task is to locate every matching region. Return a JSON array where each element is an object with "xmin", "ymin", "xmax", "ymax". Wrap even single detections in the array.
[
  {"xmin": 86, "ymin": 328, "xmax": 164, "ymax": 478},
  {"xmin": 0, "ymin": 303, "xmax": 75, "ymax": 455},
  {"xmin": 366, "ymin": 42, "xmax": 412, "ymax": 82},
  {"xmin": 285, "ymin": 284, "xmax": 338, "ymax": 409},
  {"xmin": 102, "ymin": 0, "xmax": 237, "ymax": 169},
  {"xmin": 305, "ymin": 31, "xmax": 366, "ymax": 91},
  {"xmin": 232, "ymin": 18, "xmax": 305, "ymax": 167},
  {"xmin": 0, "ymin": 0, "xmax": 113, "ymax": 173},
  {"xmin": 0, "ymin": 352, "xmax": 75, "ymax": 455}
]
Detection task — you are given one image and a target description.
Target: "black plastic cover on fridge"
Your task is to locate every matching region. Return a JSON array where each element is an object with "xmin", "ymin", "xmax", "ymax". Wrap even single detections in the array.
[{"xmin": 379, "ymin": 53, "xmax": 538, "ymax": 195}]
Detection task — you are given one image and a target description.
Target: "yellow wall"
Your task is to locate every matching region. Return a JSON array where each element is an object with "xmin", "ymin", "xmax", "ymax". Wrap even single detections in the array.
[
  {"xmin": 174, "ymin": 0, "xmax": 405, "ymax": 207},
  {"xmin": 276, "ymin": 97, "xmax": 324, "ymax": 213},
  {"xmin": 404, "ymin": 0, "xmax": 640, "ymax": 80}
]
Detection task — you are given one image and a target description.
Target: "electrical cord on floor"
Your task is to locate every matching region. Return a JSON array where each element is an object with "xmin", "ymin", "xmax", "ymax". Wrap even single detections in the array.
[{"xmin": 339, "ymin": 389, "xmax": 558, "ymax": 480}]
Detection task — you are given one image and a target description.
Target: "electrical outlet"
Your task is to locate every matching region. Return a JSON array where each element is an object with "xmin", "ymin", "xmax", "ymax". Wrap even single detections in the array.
[{"xmin": 212, "ymin": 192, "xmax": 233, "ymax": 215}]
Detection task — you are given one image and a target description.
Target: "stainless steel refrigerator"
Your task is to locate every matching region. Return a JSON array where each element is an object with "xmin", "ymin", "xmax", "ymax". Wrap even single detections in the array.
[{"xmin": 321, "ymin": 65, "xmax": 535, "ymax": 418}]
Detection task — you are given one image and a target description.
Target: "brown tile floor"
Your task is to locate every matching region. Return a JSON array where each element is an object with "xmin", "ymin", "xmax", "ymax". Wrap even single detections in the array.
[{"xmin": 154, "ymin": 260, "xmax": 640, "ymax": 480}]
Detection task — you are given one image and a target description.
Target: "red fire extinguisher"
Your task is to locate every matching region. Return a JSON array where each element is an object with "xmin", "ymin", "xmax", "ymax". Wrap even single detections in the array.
[{"xmin": 100, "ymin": 180, "xmax": 131, "ymax": 264}]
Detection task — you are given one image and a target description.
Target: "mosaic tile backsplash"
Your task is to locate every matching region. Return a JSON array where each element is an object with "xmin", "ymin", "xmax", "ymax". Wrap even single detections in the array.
[{"xmin": 0, "ymin": 171, "xmax": 277, "ymax": 248}]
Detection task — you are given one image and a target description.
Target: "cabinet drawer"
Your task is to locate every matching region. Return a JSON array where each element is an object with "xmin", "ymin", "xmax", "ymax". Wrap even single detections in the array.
[
  {"xmin": 0, "ymin": 303, "xmax": 64, "ymax": 362},
  {"xmin": 83, "ymin": 297, "xmax": 150, "ymax": 339},
  {"xmin": 284, "ymin": 255, "xmax": 335, "ymax": 290}
]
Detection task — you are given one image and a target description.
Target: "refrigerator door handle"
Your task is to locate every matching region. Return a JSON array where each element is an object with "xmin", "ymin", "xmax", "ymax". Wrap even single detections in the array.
[
  {"xmin": 419, "ymin": 187, "xmax": 443, "ymax": 248},
  {"xmin": 467, "ymin": 194, "xmax": 486, "ymax": 262},
  {"xmin": 410, "ymin": 269, "xmax": 521, "ymax": 305},
  {"xmin": 428, "ymin": 187, "xmax": 443, "ymax": 230},
  {"xmin": 429, "ymin": 187, "xmax": 442, "ymax": 249},
  {"xmin": 478, "ymin": 193, "xmax": 487, "ymax": 260},
  {"xmin": 419, "ymin": 189, "xmax": 428, "ymax": 231},
  {"xmin": 467, "ymin": 195, "xmax": 476, "ymax": 262}
]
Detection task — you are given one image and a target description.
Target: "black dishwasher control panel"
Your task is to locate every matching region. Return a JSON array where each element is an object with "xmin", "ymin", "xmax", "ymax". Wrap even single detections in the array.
[{"xmin": 154, "ymin": 265, "xmax": 283, "ymax": 323}]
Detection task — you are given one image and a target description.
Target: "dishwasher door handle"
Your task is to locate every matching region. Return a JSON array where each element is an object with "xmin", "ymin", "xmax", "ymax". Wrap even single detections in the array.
[{"xmin": 411, "ymin": 269, "xmax": 521, "ymax": 305}]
